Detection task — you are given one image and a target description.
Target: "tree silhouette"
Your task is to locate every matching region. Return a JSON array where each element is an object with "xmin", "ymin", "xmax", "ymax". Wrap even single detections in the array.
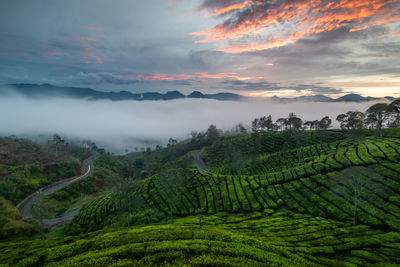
[
  {"xmin": 32, "ymin": 189, "xmax": 46, "ymax": 243},
  {"xmin": 158, "ymin": 169, "xmax": 185, "ymax": 222},
  {"xmin": 330, "ymin": 167, "xmax": 381, "ymax": 226},
  {"xmin": 49, "ymin": 134, "xmax": 64, "ymax": 157},
  {"xmin": 336, "ymin": 111, "xmax": 365, "ymax": 138},
  {"xmin": 365, "ymin": 103, "xmax": 391, "ymax": 137},
  {"xmin": 388, "ymin": 99, "xmax": 400, "ymax": 128},
  {"xmin": 113, "ymin": 178, "xmax": 143, "ymax": 227}
]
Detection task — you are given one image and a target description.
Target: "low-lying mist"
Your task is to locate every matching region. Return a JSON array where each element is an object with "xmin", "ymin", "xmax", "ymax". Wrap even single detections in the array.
[{"xmin": 0, "ymin": 94, "xmax": 380, "ymax": 153}]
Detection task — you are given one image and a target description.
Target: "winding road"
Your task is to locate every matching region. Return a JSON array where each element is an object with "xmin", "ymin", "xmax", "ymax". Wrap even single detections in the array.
[
  {"xmin": 193, "ymin": 151, "xmax": 207, "ymax": 171},
  {"xmin": 16, "ymin": 152, "xmax": 98, "ymax": 227}
]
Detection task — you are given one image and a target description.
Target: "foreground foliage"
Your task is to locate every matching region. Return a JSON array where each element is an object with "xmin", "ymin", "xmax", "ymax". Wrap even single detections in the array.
[{"xmin": 1, "ymin": 212, "xmax": 399, "ymax": 266}]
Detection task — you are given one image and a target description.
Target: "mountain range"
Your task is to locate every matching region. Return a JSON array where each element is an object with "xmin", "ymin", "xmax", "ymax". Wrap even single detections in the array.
[{"xmin": 0, "ymin": 83, "xmax": 396, "ymax": 103}]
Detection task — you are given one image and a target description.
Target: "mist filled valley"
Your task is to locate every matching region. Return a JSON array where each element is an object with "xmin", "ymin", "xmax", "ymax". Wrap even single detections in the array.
[
  {"xmin": 1, "ymin": 0, "xmax": 400, "ymax": 266},
  {"xmin": 0, "ymin": 93, "xmax": 382, "ymax": 153}
]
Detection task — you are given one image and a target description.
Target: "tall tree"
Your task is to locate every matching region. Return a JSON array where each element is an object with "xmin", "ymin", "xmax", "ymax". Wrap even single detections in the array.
[
  {"xmin": 224, "ymin": 146, "xmax": 245, "ymax": 175},
  {"xmin": 336, "ymin": 111, "xmax": 365, "ymax": 137},
  {"xmin": 365, "ymin": 103, "xmax": 391, "ymax": 137},
  {"xmin": 286, "ymin": 113, "xmax": 303, "ymax": 130},
  {"xmin": 158, "ymin": 169, "xmax": 185, "ymax": 222},
  {"xmin": 206, "ymin": 124, "xmax": 220, "ymax": 142},
  {"xmin": 50, "ymin": 134, "xmax": 64, "ymax": 157},
  {"xmin": 276, "ymin": 118, "xmax": 287, "ymax": 131},
  {"xmin": 234, "ymin": 123, "xmax": 247, "ymax": 134},
  {"xmin": 251, "ymin": 118, "xmax": 260, "ymax": 132},
  {"xmin": 388, "ymin": 99, "xmax": 400, "ymax": 128},
  {"xmin": 263, "ymin": 115, "xmax": 276, "ymax": 131},
  {"xmin": 318, "ymin": 116, "xmax": 332, "ymax": 130},
  {"xmin": 303, "ymin": 121, "xmax": 314, "ymax": 130},
  {"xmin": 32, "ymin": 189, "xmax": 46, "ymax": 243},
  {"xmin": 330, "ymin": 167, "xmax": 381, "ymax": 226},
  {"xmin": 113, "ymin": 178, "xmax": 143, "ymax": 227}
]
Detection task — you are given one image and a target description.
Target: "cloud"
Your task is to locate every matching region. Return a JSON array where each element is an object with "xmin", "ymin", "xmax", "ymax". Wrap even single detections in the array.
[
  {"xmin": 86, "ymin": 26, "xmax": 104, "ymax": 31},
  {"xmin": 122, "ymin": 71, "xmax": 261, "ymax": 81},
  {"xmin": 47, "ymin": 51, "xmax": 71, "ymax": 57},
  {"xmin": 379, "ymin": 31, "xmax": 400, "ymax": 38},
  {"xmin": 221, "ymin": 80, "xmax": 343, "ymax": 94},
  {"xmin": 0, "ymin": 92, "xmax": 379, "ymax": 153},
  {"xmin": 191, "ymin": 0, "xmax": 400, "ymax": 53},
  {"xmin": 68, "ymin": 71, "xmax": 263, "ymax": 86},
  {"xmin": 69, "ymin": 72, "xmax": 143, "ymax": 85}
]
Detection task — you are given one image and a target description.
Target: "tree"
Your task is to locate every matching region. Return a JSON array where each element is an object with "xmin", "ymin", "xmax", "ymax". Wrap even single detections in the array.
[
  {"xmin": 251, "ymin": 118, "xmax": 260, "ymax": 132},
  {"xmin": 303, "ymin": 121, "xmax": 314, "ymax": 130},
  {"xmin": 330, "ymin": 167, "xmax": 381, "ymax": 226},
  {"xmin": 336, "ymin": 111, "xmax": 365, "ymax": 136},
  {"xmin": 50, "ymin": 134, "xmax": 64, "ymax": 157},
  {"xmin": 234, "ymin": 123, "xmax": 247, "ymax": 134},
  {"xmin": 206, "ymin": 124, "xmax": 220, "ymax": 142},
  {"xmin": 224, "ymin": 148, "xmax": 245, "ymax": 175},
  {"xmin": 318, "ymin": 116, "xmax": 332, "ymax": 130},
  {"xmin": 292, "ymin": 130, "xmax": 309, "ymax": 164},
  {"xmin": 365, "ymin": 103, "xmax": 391, "ymax": 137},
  {"xmin": 284, "ymin": 113, "xmax": 303, "ymax": 131},
  {"xmin": 32, "ymin": 189, "xmax": 46, "ymax": 243},
  {"xmin": 304, "ymin": 120, "xmax": 319, "ymax": 130},
  {"xmin": 113, "ymin": 178, "xmax": 143, "ymax": 227},
  {"xmin": 388, "ymin": 99, "xmax": 400, "ymax": 128},
  {"xmin": 158, "ymin": 169, "xmax": 185, "ymax": 222},
  {"xmin": 276, "ymin": 118, "xmax": 287, "ymax": 131},
  {"xmin": 190, "ymin": 130, "xmax": 198, "ymax": 142},
  {"xmin": 262, "ymin": 115, "xmax": 276, "ymax": 132}
]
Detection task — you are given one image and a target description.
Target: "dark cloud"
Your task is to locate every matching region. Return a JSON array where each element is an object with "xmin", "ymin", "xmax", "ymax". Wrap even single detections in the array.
[
  {"xmin": 68, "ymin": 72, "xmax": 143, "ymax": 85},
  {"xmin": 221, "ymin": 80, "xmax": 343, "ymax": 95}
]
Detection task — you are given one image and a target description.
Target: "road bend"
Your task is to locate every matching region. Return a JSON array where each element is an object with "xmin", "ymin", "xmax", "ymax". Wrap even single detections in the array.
[{"xmin": 16, "ymin": 152, "xmax": 98, "ymax": 227}]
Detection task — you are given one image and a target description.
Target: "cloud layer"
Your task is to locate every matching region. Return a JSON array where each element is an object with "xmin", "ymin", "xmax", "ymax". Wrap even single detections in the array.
[
  {"xmin": 192, "ymin": 0, "xmax": 400, "ymax": 53},
  {"xmin": 0, "ymin": 93, "xmax": 380, "ymax": 153}
]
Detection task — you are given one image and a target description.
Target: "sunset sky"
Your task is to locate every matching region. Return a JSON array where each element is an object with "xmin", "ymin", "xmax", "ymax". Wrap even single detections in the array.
[{"xmin": 1, "ymin": 0, "xmax": 399, "ymax": 97}]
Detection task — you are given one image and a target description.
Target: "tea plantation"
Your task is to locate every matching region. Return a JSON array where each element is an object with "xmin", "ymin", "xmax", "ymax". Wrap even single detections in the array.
[{"xmin": 1, "ymin": 131, "xmax": 400, "ymax": 266}]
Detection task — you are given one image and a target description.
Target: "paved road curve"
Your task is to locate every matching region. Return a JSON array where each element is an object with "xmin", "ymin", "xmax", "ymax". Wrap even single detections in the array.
[
  {"xmin": 16, "ymin": 152, "xmax": 98, "ymax": 227},
  {"xmin": 193, "ymin": 151, "xmax": 207, "ymax": 171}
]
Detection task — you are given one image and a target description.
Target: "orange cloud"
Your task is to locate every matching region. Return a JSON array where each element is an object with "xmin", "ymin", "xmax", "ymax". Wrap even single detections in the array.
[
  {"xmin": 379, "ymin": 31, "xmax": 400, "ymax": 38},
  {"xmin": 209, "ymin": 1, "xmax": 250, "ymax": 16},
  {"xmin": 192, "ymin": 0, "xmax": 400, "ymax": 52}
]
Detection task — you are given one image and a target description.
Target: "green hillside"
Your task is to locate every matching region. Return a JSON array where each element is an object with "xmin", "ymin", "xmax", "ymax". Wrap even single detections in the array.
[
  {"xmin": 72, "ymin": 135, "xmax": 400, "ymax": 230},
  {"xmin": 0, "ymin": 136, "xmax": 90, "ymax": 205},
  {"xmin": 1, "ymin": 129, "xmax": 400, "ymax": 266}
]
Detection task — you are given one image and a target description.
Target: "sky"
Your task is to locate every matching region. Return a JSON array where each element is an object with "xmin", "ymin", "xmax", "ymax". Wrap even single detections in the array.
[{"xmin": 0, "ymin": 0, "xmax": 399, "ymax": 97}]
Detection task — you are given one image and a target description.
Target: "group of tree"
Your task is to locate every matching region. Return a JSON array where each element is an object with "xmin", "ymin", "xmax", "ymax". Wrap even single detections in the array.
[
  {"xmin": 251, "ymin": 113, "xmax": 332, "ymax": 133},
  {"xmin": 336, "ymin": 99, "xmax": 400, "ymax": 137}
]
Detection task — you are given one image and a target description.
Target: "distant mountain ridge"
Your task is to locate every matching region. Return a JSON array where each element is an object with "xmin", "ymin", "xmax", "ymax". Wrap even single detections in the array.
[
  {"xmin": 270, "ymin": 94, "xmax": 395, "ymax": 103},
  {"xmin": 0, "ymin": 84, "xmax": 244, "ymax": 101},
  {"xmin": 0, "ymin": 83, "xmax": 396, "ymax": 103}
]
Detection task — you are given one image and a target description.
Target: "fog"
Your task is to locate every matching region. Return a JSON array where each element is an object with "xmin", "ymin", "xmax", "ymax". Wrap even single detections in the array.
[{"xmin": 0, "ymin": 94, "xmax": 379, "ymax": 153}]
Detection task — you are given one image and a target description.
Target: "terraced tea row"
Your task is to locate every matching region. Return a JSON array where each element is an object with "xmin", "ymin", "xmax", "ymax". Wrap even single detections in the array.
[
  {"xmin": 122, "ymin": 138, "xmax": 400, "ymax": 230},
  {"xmin": 2, "ymin": 212, "xmax": 399, "ymax": 266}
]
